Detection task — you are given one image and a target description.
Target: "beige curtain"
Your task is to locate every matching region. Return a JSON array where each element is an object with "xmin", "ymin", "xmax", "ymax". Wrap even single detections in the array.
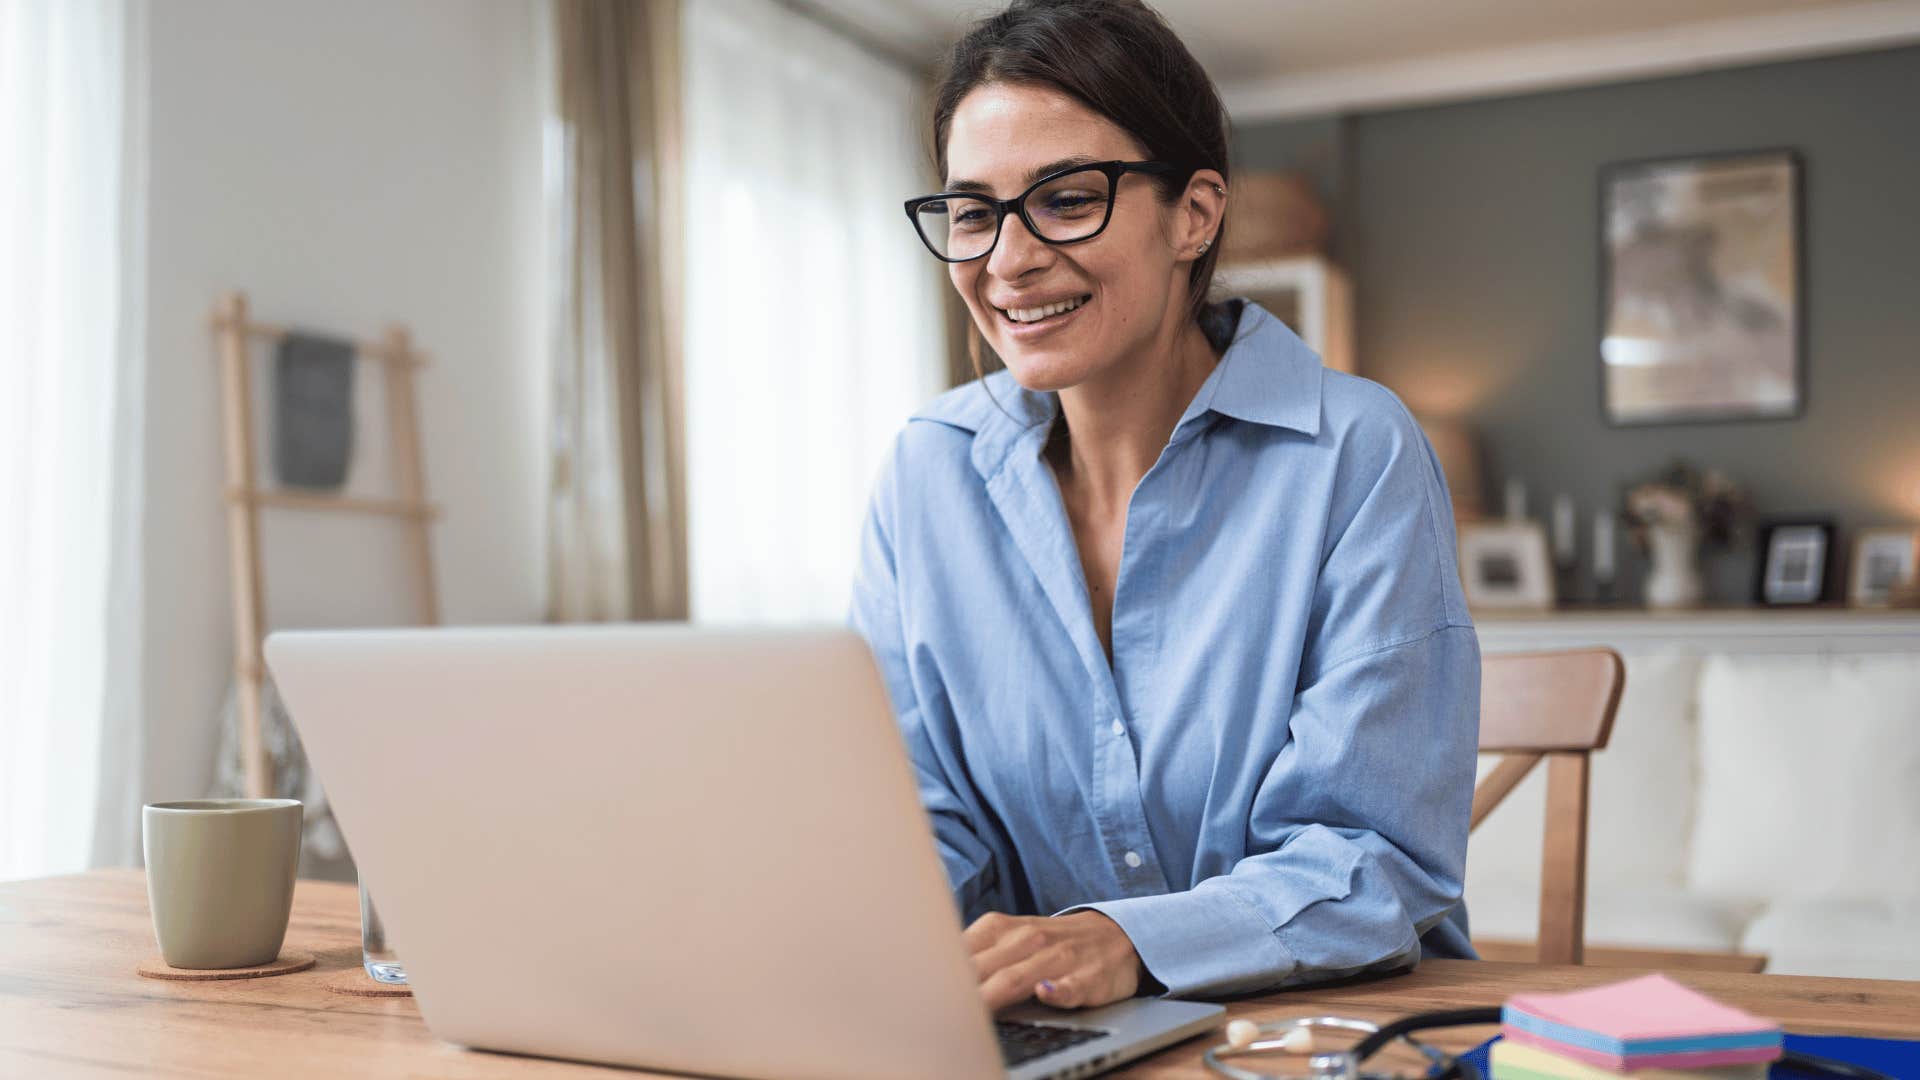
[{"xmin": 547, "ymin": 0, "xmax": 689, "ymax": 621}]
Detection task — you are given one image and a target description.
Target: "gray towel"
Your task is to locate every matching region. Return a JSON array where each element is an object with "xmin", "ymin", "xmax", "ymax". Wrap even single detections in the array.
[{"xmin": 273, "ymin": 331, "xmax": 355, "ymax": 489}]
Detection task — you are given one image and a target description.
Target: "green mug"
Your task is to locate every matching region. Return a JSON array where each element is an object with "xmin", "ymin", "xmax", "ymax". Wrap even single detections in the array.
[{"xmin": 143, "ymin": 799, "xmax": 303, "ymax": 969}]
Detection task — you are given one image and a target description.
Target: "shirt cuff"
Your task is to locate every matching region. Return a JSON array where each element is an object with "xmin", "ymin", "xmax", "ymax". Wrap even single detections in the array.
[{"xmin": 1058, "ymin": 886, "xmax": 1296, "ymax": 999}]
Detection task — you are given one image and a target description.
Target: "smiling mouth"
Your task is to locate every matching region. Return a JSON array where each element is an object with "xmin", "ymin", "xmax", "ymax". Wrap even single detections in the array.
[{"xmin": 995, "ymin": 293, "xmax": 1092, "ymax": 326}]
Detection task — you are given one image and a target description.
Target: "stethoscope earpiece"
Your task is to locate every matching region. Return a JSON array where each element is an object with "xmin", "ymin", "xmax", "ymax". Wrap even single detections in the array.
[{"xmin": 1203, "ymin": 1016, "xmax": 1377, "ymax": 1080}]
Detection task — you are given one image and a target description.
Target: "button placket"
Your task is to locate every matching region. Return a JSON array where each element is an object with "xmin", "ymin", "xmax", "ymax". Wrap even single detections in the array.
[{"xmin": 1099, "ymin": 706, "xmax": 1170, "ymax": 892}]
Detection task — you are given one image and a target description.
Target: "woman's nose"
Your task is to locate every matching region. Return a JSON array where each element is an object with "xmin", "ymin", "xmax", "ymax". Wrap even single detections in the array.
[{"xmin": 986, "ymin": 211, "xmax": 1052, "ymax": 281}]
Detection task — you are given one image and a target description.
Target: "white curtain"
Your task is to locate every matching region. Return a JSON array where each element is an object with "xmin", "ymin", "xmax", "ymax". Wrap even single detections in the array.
[
  {"xmin": 0, "ymin": 0, "xmax": 146, "ymax": 879},
  {"xmin": 682, "ymin": 0, "xmax": 947, "ymax": 623}
]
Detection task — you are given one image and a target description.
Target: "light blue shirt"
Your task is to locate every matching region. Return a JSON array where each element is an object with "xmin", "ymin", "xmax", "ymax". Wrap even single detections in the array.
[{"xmin": 848, "ymin": 300, "xmax": 1480, "ymax": 999}]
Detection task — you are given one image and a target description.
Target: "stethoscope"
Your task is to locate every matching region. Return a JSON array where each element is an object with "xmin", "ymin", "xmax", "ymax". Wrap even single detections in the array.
[{"xmin": 1199, "ymin": 1009, "xmax": 1897, "ymax": 1080}]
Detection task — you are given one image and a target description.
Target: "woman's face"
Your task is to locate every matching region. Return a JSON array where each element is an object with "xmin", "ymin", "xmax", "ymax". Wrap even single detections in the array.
[{"xmin": 941, "ymin": 83, "xmax": 1210, "ymax": 393}]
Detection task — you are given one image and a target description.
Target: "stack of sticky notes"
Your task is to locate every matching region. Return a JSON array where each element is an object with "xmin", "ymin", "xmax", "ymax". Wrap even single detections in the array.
[{"xmin": 1491, "ymin": 974, "xmax": 1783, "ymax": 1080}]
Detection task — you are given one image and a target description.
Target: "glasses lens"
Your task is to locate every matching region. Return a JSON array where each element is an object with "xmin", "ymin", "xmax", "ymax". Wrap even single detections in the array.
[
  {"xmin": 1023, "ymin": 167, "xmax": 1113, "ymax": 243},
  {"xmin": 914, "ymin": 196, "xmax": 998, "ymax": 261}
]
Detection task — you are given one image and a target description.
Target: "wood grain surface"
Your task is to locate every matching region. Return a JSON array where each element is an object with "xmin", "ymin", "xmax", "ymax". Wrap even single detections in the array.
[{"xmin": 4, "ymin": 870, "xmax": 1916, "ymax": 1078}]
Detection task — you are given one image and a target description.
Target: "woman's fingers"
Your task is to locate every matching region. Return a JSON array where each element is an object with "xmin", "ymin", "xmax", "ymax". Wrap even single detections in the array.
[
  {"xmin": 978, "ymin": 943, "xmax": 1076, "ymax": 1012},
  {"xmin": 1034, "ymin": 965, "xmax": 1131, "ymax": 1010},
  {"xmin": 961, "ymin": 910, "xmax": 1144, "ymax": 1012},
  {"xmin": 962, "ymin": 911, "xmax": 1014, "ymax": 953},
  {"xmin": 969, "ymin": 922, "xmax": 1047, "ymax": 978},
  {"xmin": 1033, "ymin": 974, "xmax": 1084, "ymax": 1009}
]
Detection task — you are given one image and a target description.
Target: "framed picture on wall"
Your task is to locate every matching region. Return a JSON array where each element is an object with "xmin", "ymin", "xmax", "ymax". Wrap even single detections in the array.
[
  {"xmin": 1599, "ymin": 148, "xmax": 1802, "ymax": 425},
  {"xmin": 1754, "ymin": 519, "xmax": 1835, "ymax": 605},
  {"xmin": 1458, "ymin": 521, "xmax": 1556, "ymax": 610},
  {"xmin": 1848, "ymin": 528, "xmax": 1920, "ymax": 607}
]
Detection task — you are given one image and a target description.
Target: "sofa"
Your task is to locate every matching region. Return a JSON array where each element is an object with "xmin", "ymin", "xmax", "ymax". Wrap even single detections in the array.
[{"xmin": 1465, "ymin": 645, "xmax": 1920, "ymax": 980}]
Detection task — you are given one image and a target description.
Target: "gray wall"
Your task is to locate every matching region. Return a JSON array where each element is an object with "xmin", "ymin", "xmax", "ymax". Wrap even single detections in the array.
[{"xmin": 1235, "ymin": 45, "xmax": 1920, "ymax": 603}]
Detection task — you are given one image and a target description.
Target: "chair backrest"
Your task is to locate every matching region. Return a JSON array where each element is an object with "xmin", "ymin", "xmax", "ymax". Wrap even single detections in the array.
[{"xmin": 1472, "ymin": 647, "xmax": 1626, "ymax": 965}]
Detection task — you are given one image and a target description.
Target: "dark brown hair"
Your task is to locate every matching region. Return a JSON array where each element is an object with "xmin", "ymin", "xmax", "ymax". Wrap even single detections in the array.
[{"xmin": 931, "ymin": 0, "xmax": 1237, "ymax": 376}]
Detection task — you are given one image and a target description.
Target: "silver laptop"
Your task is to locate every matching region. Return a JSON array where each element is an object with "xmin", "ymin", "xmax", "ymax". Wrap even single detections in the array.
[{"xmin": 266, "ymin": 624, "xmax": 1222, "ymax": 1080}]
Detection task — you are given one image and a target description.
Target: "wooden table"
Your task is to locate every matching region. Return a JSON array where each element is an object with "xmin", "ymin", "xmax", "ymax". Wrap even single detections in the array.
[{"xmin": 5, "ymin": 870, "xmax": 1917, "ymax": 1078}]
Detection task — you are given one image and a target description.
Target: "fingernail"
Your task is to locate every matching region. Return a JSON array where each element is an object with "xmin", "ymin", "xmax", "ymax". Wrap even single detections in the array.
[{"xmin": 1039, "ymin": 980, "xmax": 1056, "ymax": 994}]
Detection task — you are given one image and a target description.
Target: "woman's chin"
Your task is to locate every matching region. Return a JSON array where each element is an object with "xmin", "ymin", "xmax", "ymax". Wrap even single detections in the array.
[{"xmin": 998, "ymin": 348, "xmax": 1093, "ymax": 394}]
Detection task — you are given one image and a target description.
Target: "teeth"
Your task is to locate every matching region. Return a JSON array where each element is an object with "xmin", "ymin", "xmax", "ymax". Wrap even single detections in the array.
[{"xmin": 1003, "ymin": 295, "xmax": 1087, "ymax": 324}]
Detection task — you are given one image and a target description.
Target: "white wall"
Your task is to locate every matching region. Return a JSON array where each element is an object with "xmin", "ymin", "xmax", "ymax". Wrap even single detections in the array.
[{"xmin": 138, "ymin": 0, "xmax": 545, "ymax": 827}]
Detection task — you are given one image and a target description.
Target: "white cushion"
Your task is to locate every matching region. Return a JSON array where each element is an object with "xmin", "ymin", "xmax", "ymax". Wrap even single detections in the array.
[
  {"xmin": 1465, "ymin": 752, "xmax": 1547, "ymax": 892},
  {"xmin": 1589, "ymin": 652, "xmax": 1701, "ymax": 888},
  {"xmin": 1741, "ymin": 897, "xmax": 1920, "ymax": 980},
  {"xmin": 1466, "ymin": 881, "xmax": 1753, "ymax": 953},
  {"xmin": 1688, "ymin": 653, "xmax": 1920, "ymax": 901},
  {"xmin": 1467, "ymin": 651, "xmax": 1701, "ymax": 895}
]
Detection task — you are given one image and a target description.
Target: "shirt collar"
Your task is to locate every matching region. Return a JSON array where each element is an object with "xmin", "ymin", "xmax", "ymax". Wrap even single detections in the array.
[
  {"xmin": 910, "ymin": 299, "xmax": 1324, "ymax": 478},
  {"xmin": 1189, "ymin": 300, "xmax": 1323, "ymax": 437}
]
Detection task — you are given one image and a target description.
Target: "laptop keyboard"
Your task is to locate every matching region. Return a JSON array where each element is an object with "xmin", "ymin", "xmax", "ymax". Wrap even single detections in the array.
[{"xmin": 996, "ymin": 1019, "xmax": 1111, "ymax": 1066}]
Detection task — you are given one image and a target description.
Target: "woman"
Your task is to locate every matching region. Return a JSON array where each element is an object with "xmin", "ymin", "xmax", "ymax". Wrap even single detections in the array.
[{"xmin": 850, "ymin": 0, "xmax": 1479, "ymax": 1013}]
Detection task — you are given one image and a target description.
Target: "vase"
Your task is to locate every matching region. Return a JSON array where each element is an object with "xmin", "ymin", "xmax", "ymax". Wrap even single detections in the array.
[{"xmin": 1643, "ymin": 521, "xmax": 1704, "ymax": 609}]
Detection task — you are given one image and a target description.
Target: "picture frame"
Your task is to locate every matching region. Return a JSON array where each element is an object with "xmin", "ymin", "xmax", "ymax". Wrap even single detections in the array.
[
  {"xmin": 1458, "ymin": 521, "xmax": 1556, "ymax": 610},
  {"xmin": 1848, "ymin": 528, "xmax": 1920, "ymax": 608},
  {"xmin": 1599, "ymin": 148, "xmax": 1803, "ymax": 426},
  {"xmin": 1754, "ymin": 519, "xmax": 1835, "ymax": 606}
]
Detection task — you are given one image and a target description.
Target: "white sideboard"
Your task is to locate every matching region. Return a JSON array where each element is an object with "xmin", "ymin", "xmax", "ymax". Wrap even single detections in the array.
[{"xmin": 1474, "ymin": 607, "xmax": 1920, "ymax": 655}]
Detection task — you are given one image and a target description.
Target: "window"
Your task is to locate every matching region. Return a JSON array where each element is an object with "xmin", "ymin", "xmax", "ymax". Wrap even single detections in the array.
[
  {"xmin": 681, "ymin": 0, "xmax": 947, "ymax": 623},
  {"xmin": 1, "ymin": 0, "xmax": 143, "ymax": 879}
]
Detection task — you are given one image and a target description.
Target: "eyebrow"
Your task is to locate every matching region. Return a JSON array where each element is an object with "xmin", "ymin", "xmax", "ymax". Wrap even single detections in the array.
[{"xmin": 944, "ymin": 156, "xmax": 1100, "ymax": 196}]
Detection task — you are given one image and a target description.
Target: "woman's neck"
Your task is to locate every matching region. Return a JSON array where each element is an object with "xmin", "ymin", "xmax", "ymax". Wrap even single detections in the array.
[{"xmin": 1047, "ymin": 314, "xmax": 1220, "ymax": 514}]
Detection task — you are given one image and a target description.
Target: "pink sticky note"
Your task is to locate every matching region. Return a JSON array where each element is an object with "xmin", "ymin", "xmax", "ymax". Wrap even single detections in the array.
[{"xmin": 1509, "ymin": 974, "xmax": 1779, "ymax": 1041}]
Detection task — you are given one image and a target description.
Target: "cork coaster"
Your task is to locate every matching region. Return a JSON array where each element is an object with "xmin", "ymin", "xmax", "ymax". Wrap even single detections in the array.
[
  {"xmin": 323, "ymin": 967, "xmax": 414, "ymax": 997},
  {"xmin": 137, "ymin": 951, "xmax": 316, "ymax": 981}
]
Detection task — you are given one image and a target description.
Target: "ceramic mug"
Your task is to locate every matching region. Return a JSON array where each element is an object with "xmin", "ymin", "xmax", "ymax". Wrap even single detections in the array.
[{"xmin": 143, "ymin": 799, "xmax": 302, "ymax": 968}]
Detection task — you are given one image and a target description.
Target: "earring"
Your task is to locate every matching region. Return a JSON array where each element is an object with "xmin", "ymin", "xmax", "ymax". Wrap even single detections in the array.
[
  {"xmin": 1211, "ymin": 183, "xmax": 1226, "ymax": 195},
  {"xmin": 1197, "ymin": 240, "xmax": 1212, "ymax": 255}
]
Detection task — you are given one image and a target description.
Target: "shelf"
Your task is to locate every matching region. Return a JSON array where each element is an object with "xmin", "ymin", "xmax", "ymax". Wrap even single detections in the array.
[
  {"xmin": 1474, "ymin": 605, "xmax": 1920, "ymax": 655},
  {"xmin": 225, "ymin": 488, "xmax": 441, "ymax": 521}
]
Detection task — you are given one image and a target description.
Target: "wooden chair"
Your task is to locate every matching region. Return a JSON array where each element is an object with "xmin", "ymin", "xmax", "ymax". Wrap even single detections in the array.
[
  {"xmin": 1471, "ymin": 648, "xmax": 1625, "ymax": 966},
  {"xmin": 1470, "ymin": 646, "xmax": 1769, "ymax": 972}
]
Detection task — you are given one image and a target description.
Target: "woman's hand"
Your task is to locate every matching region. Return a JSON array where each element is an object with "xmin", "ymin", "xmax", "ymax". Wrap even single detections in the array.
[{"xmin": 964, "ymin": 909, "xmax": 1145, "ymax": 1011}]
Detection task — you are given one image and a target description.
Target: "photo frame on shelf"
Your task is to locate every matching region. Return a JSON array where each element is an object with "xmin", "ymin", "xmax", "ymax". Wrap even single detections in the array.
[
  {"xmin": 1458, "ymin": 521, "xmax": 1556, "ymax": 610},
  {"xmin": 1848, "ymin": 528, "xmax": 1920, "ymax": 608},
  {"xmin": 1754, "ymin": 519, "xmax": 1835, "ymax": 606},
  {"xmin": 1600, "ymin": 148, "xmax": 1802, "ymax": 425}
]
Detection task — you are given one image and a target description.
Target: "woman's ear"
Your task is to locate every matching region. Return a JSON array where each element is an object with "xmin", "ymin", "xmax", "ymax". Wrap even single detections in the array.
[{"xmin": 1177, "ymin": 169, "xmax": 1228, "ymax": 261}]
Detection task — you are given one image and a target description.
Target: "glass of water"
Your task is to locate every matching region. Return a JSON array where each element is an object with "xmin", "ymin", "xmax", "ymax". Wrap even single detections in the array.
[{"xmin": 359, "ymin": 882, "xmax": 407, "ymax": 984}]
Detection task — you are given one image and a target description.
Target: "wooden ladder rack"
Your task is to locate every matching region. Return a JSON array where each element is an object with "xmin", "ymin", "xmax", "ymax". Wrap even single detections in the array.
[{"xmin": 211, "ymin": 290, "xmax": 440, "ymax": 798}]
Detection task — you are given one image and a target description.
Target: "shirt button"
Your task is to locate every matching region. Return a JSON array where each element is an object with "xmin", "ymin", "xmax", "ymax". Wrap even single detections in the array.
[
  {"xmin": 1123, "ymin": 850, "xmax": 1143, "ymax": 869},
  {"xmin": 1110, "ymin": 718, "xmax": 1125, "ymax": 737}
]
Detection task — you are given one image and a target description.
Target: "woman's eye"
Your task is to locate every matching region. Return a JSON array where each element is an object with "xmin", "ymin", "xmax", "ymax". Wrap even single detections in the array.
[
  {"xmin": 1042, "ymin": 192, "xmax": 1103, "ymax": 215},
  {"xmin": 953, "ymin": 208, "xmax": 992, "ymax": 230}
]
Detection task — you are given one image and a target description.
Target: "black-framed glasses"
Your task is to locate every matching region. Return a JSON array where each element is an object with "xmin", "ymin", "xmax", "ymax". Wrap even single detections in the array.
[{"xmin": 904, "ymin": 159, "xmax": 1180, "ymax": 263}]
